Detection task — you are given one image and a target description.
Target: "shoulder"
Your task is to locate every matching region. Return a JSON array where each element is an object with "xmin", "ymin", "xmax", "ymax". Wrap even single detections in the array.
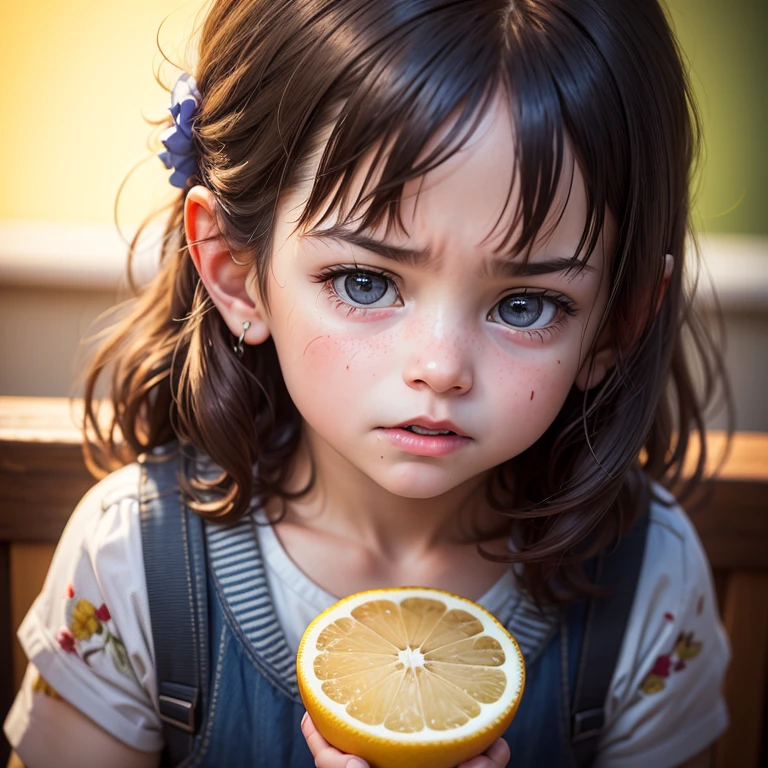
[
  {"xmin": 13, "ymin": 461, "xmax": 164, "ymax": 750},
  {"xmin": 595, "ymin": 484, "xmax": 730, "ymax": 767},
  {"xmin": 47, "ymin": 463, "xmax": 146, "ymax": 591},
  {"xmin": 65, "ymin": 463, "xmax": 141, "ymax": 533},
  {"xmin": 641, "ymin": 484, "xmax": 711, "ymax": 595},
  {"xmin": 629, "ymin": 483, "xmax": 727, "ymax": 675},
  {"xmin": 37, "ymin": 462, "xmax": 145, "ymax": 590}
]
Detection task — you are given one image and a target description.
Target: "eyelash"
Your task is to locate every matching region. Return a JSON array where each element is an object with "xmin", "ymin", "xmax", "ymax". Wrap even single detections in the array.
[
  {"xmin": 490, "ymin": 288, "xmax": 577, "ymax": 342},
  {"xmin": 311, "ymin": 264, "xmax": 402, "ymax": 317},
  {"xmin": 310, "ymin": 265, "xmax": 577, "ymax": 338}
]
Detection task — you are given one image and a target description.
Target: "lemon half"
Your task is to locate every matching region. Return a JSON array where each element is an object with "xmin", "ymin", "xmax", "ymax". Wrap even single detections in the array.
[{"xmin": 297, "ymin": 587, "xmax": 525, "ymax": 768}]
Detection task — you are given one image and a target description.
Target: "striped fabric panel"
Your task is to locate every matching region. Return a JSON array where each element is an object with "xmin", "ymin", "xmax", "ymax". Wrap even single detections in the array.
[
  {"xmin": 206, "ymin": 515, "xmax": 558, "ymax": 693},
  {"xmin": 505, "ymin": 596, "xmax": 560, "ymax": 664},
  {"xmin": 205, "ymin": 516, "xmax": 300, "ymax": 696}
]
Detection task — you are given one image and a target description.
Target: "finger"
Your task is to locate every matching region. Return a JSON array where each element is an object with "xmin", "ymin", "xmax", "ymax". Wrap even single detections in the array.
[
  {"xmin": 458, "ymin": 738, "xmax": 510, "ymax": 768},
  {"xmin": 486, "ymin": 738, "xmax": 510, "ymax": 766},
  {"xmin": 300, "ymin": 713, "xmax": 370, "ymax": 768}
]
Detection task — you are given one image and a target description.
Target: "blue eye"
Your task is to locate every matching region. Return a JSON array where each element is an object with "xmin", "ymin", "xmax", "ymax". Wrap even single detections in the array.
[
  {"xmin": 332, "ymin": 271, "xmax": 399, "ymax": 307},
  {"xmin": 491, "ymin": 295, "xmax": 558, "ymax": 329}
]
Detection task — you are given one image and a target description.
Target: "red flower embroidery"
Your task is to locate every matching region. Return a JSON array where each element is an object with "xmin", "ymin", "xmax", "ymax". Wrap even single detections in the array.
[
  {"xmin": 94, "ymin": 604, "xmax": 111, "ymax": 622},
  {"xmin": 56, "ymin": 627, "xmax": 77, "ymax": 654},
  {"xmin": 65, "ymin": 584, "xmax": 75, "ymax": 599},
  {"xmin": 651, "ymin": 654, "xmax": 672, "ymax": 677},
  {"xmin": 663, "ymin": 612, "xmax": 674, "ymax": 622},
  {"xmin": 640, "ymin": 621, "xmax": 706, "ymax": 696}
]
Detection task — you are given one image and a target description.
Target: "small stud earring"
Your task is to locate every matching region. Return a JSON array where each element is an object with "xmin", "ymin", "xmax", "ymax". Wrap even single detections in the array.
[
  {"xmin": 229, "ymin": 250, "xmax": 249, "ymax": 267},
  {"xmin": 234, "ymin": 320, "xmax": 251, "ymax": 358}
]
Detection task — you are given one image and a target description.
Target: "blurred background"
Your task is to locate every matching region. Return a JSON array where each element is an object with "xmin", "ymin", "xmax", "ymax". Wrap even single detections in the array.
[{"xmin": 0, "ymin": 0, "xmax": 766, "ymax": 430}]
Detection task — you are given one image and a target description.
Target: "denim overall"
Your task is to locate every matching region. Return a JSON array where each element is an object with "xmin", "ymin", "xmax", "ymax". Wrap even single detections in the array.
[{"xmin": 167, "ymin": 514, "xmax": 586, "ymax": 768}]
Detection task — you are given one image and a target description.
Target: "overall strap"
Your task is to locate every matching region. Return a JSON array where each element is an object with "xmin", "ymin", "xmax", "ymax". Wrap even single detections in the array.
[
  {"xmin": 139, "ymin": 447, "xmax": 206, "ymax": 766},
  {"xmin": 570, "ymin": 484, "xmax": 652, "ymax": 767}
]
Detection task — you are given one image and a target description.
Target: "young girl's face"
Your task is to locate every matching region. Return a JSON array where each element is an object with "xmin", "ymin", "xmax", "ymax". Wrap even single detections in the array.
[{"xmin": 252, "ymin": 95, "xmax": 614, "ymax": 500}]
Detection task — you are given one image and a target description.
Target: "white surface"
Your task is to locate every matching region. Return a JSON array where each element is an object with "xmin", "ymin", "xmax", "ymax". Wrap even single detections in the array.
[
  {"xmin": 0, "ymin": 220, "xmax": 161, "ymax": 290},
  {"xmin": 0, "ymin": 219, "xmax": 767, "ymax": 308}
]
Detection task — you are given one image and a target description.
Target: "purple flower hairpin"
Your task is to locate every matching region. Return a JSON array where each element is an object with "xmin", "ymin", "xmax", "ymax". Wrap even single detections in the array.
[{"xmin": 158, "ymin": 73, "xmax": 201, "ymax": 189}]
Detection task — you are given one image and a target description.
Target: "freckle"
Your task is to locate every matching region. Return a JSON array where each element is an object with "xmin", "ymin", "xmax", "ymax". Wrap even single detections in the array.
[
  {"xmin": 557, "ymin": 360, "xmax": 561, "ymax": 364},
  {"xmin": 346, "ymin": 365, "xmax": 349, "ymax": 370},
  {"xmin": 380, "ymin": 456, "xmax": 384, "ymax": 459},
  {"xmin": 530, "ymin": 390, "xmax": 535, "ymax": 400}
]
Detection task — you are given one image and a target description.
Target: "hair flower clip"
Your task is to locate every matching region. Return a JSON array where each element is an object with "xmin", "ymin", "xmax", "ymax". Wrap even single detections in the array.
[{"xmin": 158, "ymin": 73, "xmax": 201, "ymax": 188}]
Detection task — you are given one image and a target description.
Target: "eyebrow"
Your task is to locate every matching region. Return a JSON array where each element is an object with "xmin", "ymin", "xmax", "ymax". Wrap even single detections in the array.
[
  {"xmin": 307, "ymin": 226, "xmax": 595, "ymax": 277},
  {"xmin": 307, "ymin": 227, "xmax": 430, "ymax": 267}
]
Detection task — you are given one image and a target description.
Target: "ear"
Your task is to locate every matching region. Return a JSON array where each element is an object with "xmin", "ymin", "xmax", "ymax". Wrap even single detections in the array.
[
  {"xmin": 574, "ymin": 329, "xmax": 616, "ymax": 391},
  {"xmin": 185, "ymin": 186, "xmax": 270, "ymax": 345}
]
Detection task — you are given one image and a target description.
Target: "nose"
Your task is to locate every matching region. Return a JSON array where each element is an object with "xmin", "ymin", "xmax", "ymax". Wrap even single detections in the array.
[{"xmin": 402, "ymin": 315, "xmax": 474, "ymax": 395}]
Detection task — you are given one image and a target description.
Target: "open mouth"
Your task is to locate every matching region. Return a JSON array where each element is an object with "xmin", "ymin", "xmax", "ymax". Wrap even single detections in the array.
[{"xmin": 400, "ymin": 425, "xmax": 457, "ymax": 436}]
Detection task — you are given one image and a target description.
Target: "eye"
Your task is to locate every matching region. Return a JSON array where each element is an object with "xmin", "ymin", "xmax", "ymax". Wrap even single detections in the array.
[
  {"xmin": 489, "ymin": 294, "xmax": 560, "ymax": 329},
  {"xmin": 331, "ymin": 270, "xmax": 399, "ymax": 307}
]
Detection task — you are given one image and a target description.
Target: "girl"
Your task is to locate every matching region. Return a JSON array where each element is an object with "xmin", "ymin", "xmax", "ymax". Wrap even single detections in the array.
[{"xmin": 5, "ymin": 0, "xmax": 731, "ymax": 766}]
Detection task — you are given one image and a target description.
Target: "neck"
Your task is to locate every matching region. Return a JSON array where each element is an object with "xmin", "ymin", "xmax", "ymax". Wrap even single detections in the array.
[{"xmin": 272, "ymin": 427, "xmax": 508, "ymax": 561}]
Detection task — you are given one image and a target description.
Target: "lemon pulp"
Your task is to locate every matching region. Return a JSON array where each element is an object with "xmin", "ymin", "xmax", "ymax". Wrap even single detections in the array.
[{"xmin": 310, "ymin": 595, "xmax": 513, "ymax": 734}]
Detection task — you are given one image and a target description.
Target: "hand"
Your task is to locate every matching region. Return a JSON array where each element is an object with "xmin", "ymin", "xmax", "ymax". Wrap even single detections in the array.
[{"xmin": 301, "ymin": 712, "xmax": 510, "ymax": 768}]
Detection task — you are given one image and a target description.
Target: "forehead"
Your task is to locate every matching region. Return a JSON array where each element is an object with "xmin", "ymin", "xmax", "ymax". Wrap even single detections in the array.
[{"xmin": 288, "ymin": 93, "xmax": 604, "ymax": 266}]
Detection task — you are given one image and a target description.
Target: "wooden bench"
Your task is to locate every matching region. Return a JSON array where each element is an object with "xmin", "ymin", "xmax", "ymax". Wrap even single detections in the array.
[{"xmin": 1, "ymin": 395, "xmax": 767, "ymax": 766}]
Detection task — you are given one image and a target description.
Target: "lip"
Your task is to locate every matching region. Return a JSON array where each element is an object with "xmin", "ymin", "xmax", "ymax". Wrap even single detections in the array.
[
  {"xmin": 378, "ymin": 418, "xmax": 471, "ymax": 457},
  {"xmin": 390, "ymin": 417, "xmax": 467, "ymax": 437}
]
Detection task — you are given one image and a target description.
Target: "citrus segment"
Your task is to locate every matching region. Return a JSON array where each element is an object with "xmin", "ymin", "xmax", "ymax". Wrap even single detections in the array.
[
  {"xmin": 424, "ymin": 634, "xmax": 505, "ymax": 665},
  {"xmin": 350, "ymin": 600, "xmax": 409, "ymax": 649},
  {"xmin": 346, "ymin": 669, "xmax": 405, "ymax": 725},
  {"xmin": 420, "ymin": 608, "xmax": 484, "ymax": 652},
  {"xmin": 317, "ymin": 616, "xmax": 399, "ymax": 654},
  {"xmin": 416, "ymin": 666, "xmax": 481, "ymax": 727},
  {"xmin": 297, "ymin": 587, "xmax": 525, "ymax": 768},
  {"xmin": 399, "ymin": 597, "xmax": 447, "ymax": 645},
  {"xmin": 382, "ymin": 667, "xmax": 423, "ymax": 732},
  {"xmin": 314, "ymin": 651, "xmax": 395, "ymax": 680},
  {"xmin": 424, "ymin": 661, "xmax": 508, "ymax": 703},
  {"xmin": 320, "ymin": 663, "xmax": 401, "ymax": 704}
]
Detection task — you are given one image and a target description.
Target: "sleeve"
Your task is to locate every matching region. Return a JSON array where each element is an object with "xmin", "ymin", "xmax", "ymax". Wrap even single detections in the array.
[
  {"xmin": 3, "ymin": 465, "xmax": 164, "ymax": 752},
  {"xmin": 595, "ymin": 494, "xmax": 731, "ymax": 768}
]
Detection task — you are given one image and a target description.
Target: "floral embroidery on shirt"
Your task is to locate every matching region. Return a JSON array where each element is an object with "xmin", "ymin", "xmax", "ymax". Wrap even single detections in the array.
[
  {"xmin": 56, "ymin": 583, "xmax": 135, "ymax": 680},
  {"xmin": 32, "ymin": 672, "xmax": 62, "ymax": 700},
  {"xmin": 640, "ymin": 626, "xmax": 703, "ymax": 695}
]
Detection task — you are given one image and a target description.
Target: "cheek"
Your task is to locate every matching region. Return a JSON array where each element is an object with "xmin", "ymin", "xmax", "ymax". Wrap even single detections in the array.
[
  {"xmin": 484, "ymin": 348, "xmax": 580, "ymax": 431},
  {"xmin": 272, "ymin": 310, "xmax": 394, "ymax": 416},
  {"xmin": 487, "ymin": 340, "xmax": 580, "ymax": 395}
]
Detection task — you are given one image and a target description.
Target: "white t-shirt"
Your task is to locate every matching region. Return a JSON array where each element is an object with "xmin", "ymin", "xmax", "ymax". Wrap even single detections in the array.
[{"xmin": 4, "ymin": 463, "xmax": 730, "ymax": 766}]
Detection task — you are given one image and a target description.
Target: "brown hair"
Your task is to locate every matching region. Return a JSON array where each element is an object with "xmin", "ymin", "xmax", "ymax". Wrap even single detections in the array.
[{"xmin": 83, "ymin": 0, "xmax": 730, "ymax": 602}]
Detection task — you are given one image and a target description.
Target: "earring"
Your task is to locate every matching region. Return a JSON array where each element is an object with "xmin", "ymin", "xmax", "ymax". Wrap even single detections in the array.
[
  {"xmin": 229, "ymin": 250, "xmax": 249, "ymax": 267},
  {"xmin": 234, "ymin": 320, "xmax": 251, "ymax": 358}
]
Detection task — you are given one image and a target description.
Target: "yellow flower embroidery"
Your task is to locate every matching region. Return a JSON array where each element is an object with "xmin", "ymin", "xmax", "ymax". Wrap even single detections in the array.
[
  {"xmin": 640, "ymin": 674, "xmax": 666, "ymax": 695},
  {"xmin": 674, "ymin": 632, "xmax": 702, "ymax": 661},
  {"xmin": 640, "ymin": 627, "xmax": 705, "ymax": 696},
  {"xmin": 69, "ymin": 598, "xmax": 102, "ymax": 640},
  {"xmin": 60, "ymin": 584, "xmax": 135, "ymax": 681}
]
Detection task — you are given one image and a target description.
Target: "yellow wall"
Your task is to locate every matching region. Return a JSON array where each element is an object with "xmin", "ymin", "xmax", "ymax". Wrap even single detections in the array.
[
  {"xmin": 0, "ymin": 0, "xmax": 205, "ymax": 227},
  {"xmin": 0, "ymin": 0, "xmax": 764, "ymax": 231}
]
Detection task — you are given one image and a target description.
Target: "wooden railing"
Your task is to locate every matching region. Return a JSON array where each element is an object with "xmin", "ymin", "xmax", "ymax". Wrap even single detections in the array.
[{"xmin": 1, "ymin": 396, "xmax": 767, "ymax": 766}]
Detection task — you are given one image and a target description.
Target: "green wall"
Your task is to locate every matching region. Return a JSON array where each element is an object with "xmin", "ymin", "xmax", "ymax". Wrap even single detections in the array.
[{"xmin": 667, "ymin": 0, "xmax": 767, "ymax": 235}]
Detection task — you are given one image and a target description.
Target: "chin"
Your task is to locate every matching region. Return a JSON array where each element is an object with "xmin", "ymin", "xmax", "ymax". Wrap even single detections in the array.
[{"xmin": 370, "ymin": 464, "xmax": 474, "ymax": 500}]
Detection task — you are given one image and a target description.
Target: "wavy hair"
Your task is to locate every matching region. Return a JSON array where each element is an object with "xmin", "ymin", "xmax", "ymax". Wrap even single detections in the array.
[{"xmin": 82, "ymin": 0, "xmax": 730, "ymax": 603}]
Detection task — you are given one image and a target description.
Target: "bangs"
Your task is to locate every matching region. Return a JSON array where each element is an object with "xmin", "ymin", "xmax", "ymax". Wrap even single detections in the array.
[{"xmin": 286, "ymin": 0, "xmax": 624, "ymax": 271}]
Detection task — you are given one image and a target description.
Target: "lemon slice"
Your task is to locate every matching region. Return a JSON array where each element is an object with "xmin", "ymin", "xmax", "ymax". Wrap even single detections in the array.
[{"xmin": 297, "ymin": 587, "xmax": 525, "ymax": 768}]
